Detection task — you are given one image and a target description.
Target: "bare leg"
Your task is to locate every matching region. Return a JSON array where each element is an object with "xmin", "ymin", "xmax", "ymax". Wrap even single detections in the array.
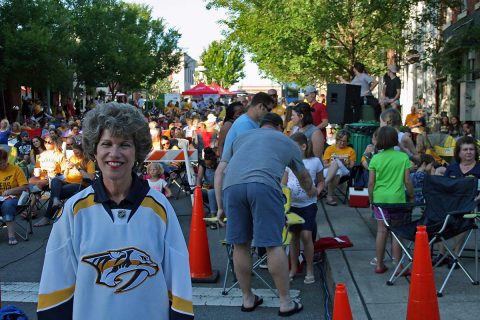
[
  {"xmin": 300, "ymin": 230, "xmax": 314, "ymax": 277},
  {"xmin": 266, "ymin": 246, "xmax": 296, "ymax": 312},
  {"xmin": 325, "ymin": 161, "xmax": 339, "ymax": 186},
  {"xmin": 6, "ymin": 221, "xmax": 15, "ymax": 239},
  {"xmin": 289, "ymin": 232, "xmax": 300, "ymax": 278},
  {"xmin": 233, "ymin": 242, "xmax": 256, "ymax": 308},
  {"xmin": 376, "ymin": 220, "xmax": 388, "ymax": 270}
]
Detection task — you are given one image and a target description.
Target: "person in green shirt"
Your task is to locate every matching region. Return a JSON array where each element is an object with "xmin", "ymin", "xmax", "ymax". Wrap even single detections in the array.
[{"xmin": 368, "ymin": 126, "xmax": 414, "ymax": 274}]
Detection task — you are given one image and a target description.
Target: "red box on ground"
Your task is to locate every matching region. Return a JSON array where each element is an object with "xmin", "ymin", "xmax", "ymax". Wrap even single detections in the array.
[{"xmin": 348, "ymin": 188, "xmax": 369, "ymax": 208}]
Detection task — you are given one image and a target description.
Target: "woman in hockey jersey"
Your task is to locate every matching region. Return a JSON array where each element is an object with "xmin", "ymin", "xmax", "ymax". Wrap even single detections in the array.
[{"xmin": 37, "ymin": 102, "xmax": 194, "ymax": 320}]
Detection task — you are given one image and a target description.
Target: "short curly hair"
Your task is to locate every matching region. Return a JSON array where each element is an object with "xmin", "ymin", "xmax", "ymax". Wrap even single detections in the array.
[{"xmin": 82, "ymin": 102, "xmax": 152, "ymax": 168}]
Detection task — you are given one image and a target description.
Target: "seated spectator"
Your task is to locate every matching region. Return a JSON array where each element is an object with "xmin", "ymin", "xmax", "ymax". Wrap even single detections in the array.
[
  {"xmin": 14, "ymin": 131, "xmax": 33, "ymax": 174},
  {"xmin": 449, "ymin": 116, "xmax": 462, "ymax": 138},
  {"xmin": 34, "ymin": 143, "xmax": 94, "ymax": 227},
  {"xmin": 146, "ymin": 163, "xmax": 171, "ymax": 197},
  {"xmin": 0, "ymin": 119, "xmax": 11, "ymax": 152},
  {"xmin": 361, "ymin": 129, "xmax": 379, "ymax": 170},
  {"xmin": 410, "ymin": 154, "xmax": 436, "ymax": 205},
  {"xmin": 439, "ymin": 116, "xmax": 451, "ymax": 135},
  {"xmin": 462, "ymin": 121, "xmax": 475, "ymax": 138},
  {"xmin": 323, "ymin": 130, "xmax": 356, "ymax": 206},
  {"xmin": 29, "ymin": 135, "xmax": 65, "ymax": 190},
  {"xmin": 196, "ymin": 148, "xmax": 218, "ymax": 228},
  {"xmin": 30, "ymin": 136, "xmax": 46, "ymax": 166},
  {"xmin": 61, "ymin": 137, "xmax": 76, "ymax": 159},
  {"xmin": 68, "ymin": 124, "xmax": 82, "ymax": 145},
  {"xmin": 0, "ymin": 149, "xmax": 29, "ymax": 245},
  {"xmin": 149, "ymin": 121, "xmax": 162, "ymax": 150},
  {"xmin": 10, "ymin": 122, "xmax": 22, "ymax": 138}
]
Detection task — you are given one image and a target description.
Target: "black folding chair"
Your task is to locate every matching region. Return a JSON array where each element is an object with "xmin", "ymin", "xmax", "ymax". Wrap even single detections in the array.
[{"xmin": 376, "ymin": 175, "xmax": 479, "ymax": 296}]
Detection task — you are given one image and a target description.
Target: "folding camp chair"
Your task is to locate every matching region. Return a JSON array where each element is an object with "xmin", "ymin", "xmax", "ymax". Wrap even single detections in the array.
[
  {"xmin": 218, "ymin": 186, "xmax": 305, "ymax": 296},
  {"xmin": 377, "ymin": 175, "xmax": 479, "ymax": 296},
  {"xmin": 0, "ymin": 190, "xmax": 35, "ymax": 241}
]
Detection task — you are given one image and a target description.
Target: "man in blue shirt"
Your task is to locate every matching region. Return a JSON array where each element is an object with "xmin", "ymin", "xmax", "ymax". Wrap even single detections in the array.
[{"xmin": 221, "ymin": 92, "xmax": 274, "ymax": 159}]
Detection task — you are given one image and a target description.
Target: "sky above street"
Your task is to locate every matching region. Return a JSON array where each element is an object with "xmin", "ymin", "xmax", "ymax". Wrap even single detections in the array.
[{"xmin": 125, "ymin": 0, "xmax": 274, "ymax": 86}]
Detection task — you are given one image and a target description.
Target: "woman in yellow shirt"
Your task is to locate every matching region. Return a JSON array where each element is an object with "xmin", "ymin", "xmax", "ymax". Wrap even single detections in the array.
[
  {"xmin": 34, "ymin": 143, "xmax": 95, "ymax": 227},
  {"xmin": 323, "ymin": 130, "xmax": 356, "ymax": 206}
]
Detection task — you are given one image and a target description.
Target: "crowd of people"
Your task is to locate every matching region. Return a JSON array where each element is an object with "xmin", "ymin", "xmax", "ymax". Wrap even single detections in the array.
[{"xmin": 1, "ymin": 62, "xmax": 479, "ymax": 318}]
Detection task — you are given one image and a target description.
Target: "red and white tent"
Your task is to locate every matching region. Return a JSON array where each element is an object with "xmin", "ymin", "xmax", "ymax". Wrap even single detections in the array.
[
  {"xmin": 181, "ymin": 82, "xmax": 218, "ymax": 95},
  {"xmin": 209, "ymin": 82, "xmax": 235, "ymax": 95}
]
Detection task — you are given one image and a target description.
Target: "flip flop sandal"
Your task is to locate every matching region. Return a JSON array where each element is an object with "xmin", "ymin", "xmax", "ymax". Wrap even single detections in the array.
[
  {"xmin": 241, "ymin": 295, "xmax": 263, "ymax": 312},
  {"xmin": 278, "ymin": 301, "xmax": 303, "ymax": 317},
  {"xmin": 375, "ymin": 266, "xmax": 389, "ymax": 274}
]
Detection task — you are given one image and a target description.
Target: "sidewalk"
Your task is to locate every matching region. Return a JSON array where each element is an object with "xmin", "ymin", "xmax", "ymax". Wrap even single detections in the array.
[{"xmin": 318, "ymin": 200, "xmax": 480, "ymax": 319}]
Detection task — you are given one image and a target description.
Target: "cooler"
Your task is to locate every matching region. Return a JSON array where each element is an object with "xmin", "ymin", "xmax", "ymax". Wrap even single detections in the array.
[{"xmin": 348, "ymin": 187, "xmax": 369, "ymax": 208}]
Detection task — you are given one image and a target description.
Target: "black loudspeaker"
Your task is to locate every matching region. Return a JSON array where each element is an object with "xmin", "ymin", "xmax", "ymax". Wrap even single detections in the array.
[{"xmin": 326, "ymin": 84, "xmax": 361, "ymax": 124}]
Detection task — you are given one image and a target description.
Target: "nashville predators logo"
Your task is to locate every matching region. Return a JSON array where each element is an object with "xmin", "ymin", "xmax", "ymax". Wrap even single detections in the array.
[{"xmin": 82, "ymin": 247, "xmax": 159, "ymax": 293}]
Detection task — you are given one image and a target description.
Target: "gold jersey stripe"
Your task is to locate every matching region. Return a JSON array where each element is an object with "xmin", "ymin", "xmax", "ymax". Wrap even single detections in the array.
[
  {"xmin": 141, "ymin": 196, "xmax": 167, "ymax": 223},
  {"xmin": 170, "ymin": 292, "xmax": 194, "ymax": 315},
  {"xmin": 37, "ymin": 284, "xmax": 75, "ymax": 310},
  {"xmin": 73, "ymin": 194, "xmax": 96, "ymax": 216}
]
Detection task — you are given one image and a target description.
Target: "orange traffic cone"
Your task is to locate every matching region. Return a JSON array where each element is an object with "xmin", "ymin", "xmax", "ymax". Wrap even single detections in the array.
[
  {"xmin": 406, "ymin": 225, "xmax": 440, "ymax": 320},
  {"xmin": 188, "ymin": 186, "xmax": 219, "ymax": 283},
  {"xmin": 332, "ymin": 283, "xmax": 353, "ymax": 320}
]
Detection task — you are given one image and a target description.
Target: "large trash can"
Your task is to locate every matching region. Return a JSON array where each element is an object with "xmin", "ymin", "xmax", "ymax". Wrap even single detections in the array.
[{"xmin": 345, "ymin": 123, "xmax": 379, "ymax": 163}]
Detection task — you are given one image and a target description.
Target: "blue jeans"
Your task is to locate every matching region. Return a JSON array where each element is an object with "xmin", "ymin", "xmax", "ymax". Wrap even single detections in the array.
[
  {"xmin": 1, "ymin": 198, "xmax": 19, "ymax": 222},
  {"xmin": 202, "ymin": 188, "xmax": 217, "ymax": 215},
  {"xmin": 45, "ymin": 178, "xmax": 81, "ymax": 219}
]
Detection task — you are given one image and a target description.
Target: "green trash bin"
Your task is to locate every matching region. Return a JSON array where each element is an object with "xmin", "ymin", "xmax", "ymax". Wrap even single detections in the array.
[{"xmin": 345, "ymin": 123, "xmax": 379, "ymax": 163}]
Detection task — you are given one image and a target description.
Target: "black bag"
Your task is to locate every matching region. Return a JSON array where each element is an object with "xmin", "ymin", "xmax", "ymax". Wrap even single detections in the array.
[{"xmin": 351, "ymin": 165, "xmax": 369, "ymax": 188}]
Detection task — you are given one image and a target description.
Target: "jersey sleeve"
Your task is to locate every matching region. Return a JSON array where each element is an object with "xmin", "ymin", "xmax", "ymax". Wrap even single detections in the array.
[
  {"xmin": 37, "ymin": 203, "xmax": 77, "ymax": 320},
  {"xmin": 162, "ymin": 200, "xmax": 194, "ymax": 320}
]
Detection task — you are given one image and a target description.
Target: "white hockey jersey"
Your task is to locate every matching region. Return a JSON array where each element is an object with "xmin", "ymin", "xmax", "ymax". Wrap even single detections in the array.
[{"xmin": 37, "ymin": 175, "xmax": 194, "ymax": 320}]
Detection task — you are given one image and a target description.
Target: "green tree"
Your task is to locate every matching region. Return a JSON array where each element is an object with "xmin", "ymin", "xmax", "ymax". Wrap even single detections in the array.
[
  {"xmin": 206, "ymin": 0, "xmax": 460, "ymax": 85},
  {"xmin": 199, "ymin": 40, "xmax": 245, "ymax": 88},
  {"xmin": 72, "ymin": 0, "xmax": 182, "ymax": 98},
  {"xmin": 0, "ymin": 0, "xmax": 75, "ymax": 92}
]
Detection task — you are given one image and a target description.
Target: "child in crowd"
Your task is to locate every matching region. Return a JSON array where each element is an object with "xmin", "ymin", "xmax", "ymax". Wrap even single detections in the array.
[
  {"xmin": 409, "ymin": 154, "xmax": 436, "ymax": 205},
  {"xmin": 196, "ymin": 148, "xmax": 219, "ymax": 229},
  {"xmin": 146, "ymin": 163, "xmax": 171, "ymax": 197},
  {"xmin": 282, "ymin": 132, "xmax": 324, "ymax": 284},
  {"xmin": 368, "ymin": 126, "xmax": 414, "ymax": 274}
]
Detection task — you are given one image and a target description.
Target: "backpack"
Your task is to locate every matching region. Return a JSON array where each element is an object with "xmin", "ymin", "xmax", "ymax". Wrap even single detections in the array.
[{"xmin": 0, "ymin": 306, "xmax": 28, "ymax": 320}]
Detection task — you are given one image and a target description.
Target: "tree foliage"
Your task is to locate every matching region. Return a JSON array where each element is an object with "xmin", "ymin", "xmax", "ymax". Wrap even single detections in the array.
[
  {"xmin": 199, "ymin": 40, "xmax": 245, "ymax": 88},
  {"xmin": 206, "ymin": 0, "xmax": 461, "ymax": 85},
  {"xmin": 0, "ymin": 0, "xmax": 75, "ymax": 91},
  {"xmin": 0, "ymin": 0, "xmax": 182, "ymax": 99},
  {"xmin": 72, "ymin": 0, "xmax": 182, "ymax": 97}
]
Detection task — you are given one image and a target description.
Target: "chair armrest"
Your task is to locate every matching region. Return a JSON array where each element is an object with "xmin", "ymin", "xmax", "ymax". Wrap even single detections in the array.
[
  {"xmin": 448, "ymin": 210, "xmax": 473, "ymax": 217},
  {"xmin": 286, "ymin": 212, "xmax": 305, "ymax": 226}
]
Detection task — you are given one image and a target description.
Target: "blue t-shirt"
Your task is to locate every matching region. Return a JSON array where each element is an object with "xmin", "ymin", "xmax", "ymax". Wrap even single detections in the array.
[
  {"xmin": 444, "ymin": 162, "xmax": 480, "ymax": 179},
  {"xmin": 221, "ymin": 114, "xmax": 258, "ymax": 160},
  {"xmin": 0, "ymin": 130, "xmax": 11, "ymax": 144}
]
